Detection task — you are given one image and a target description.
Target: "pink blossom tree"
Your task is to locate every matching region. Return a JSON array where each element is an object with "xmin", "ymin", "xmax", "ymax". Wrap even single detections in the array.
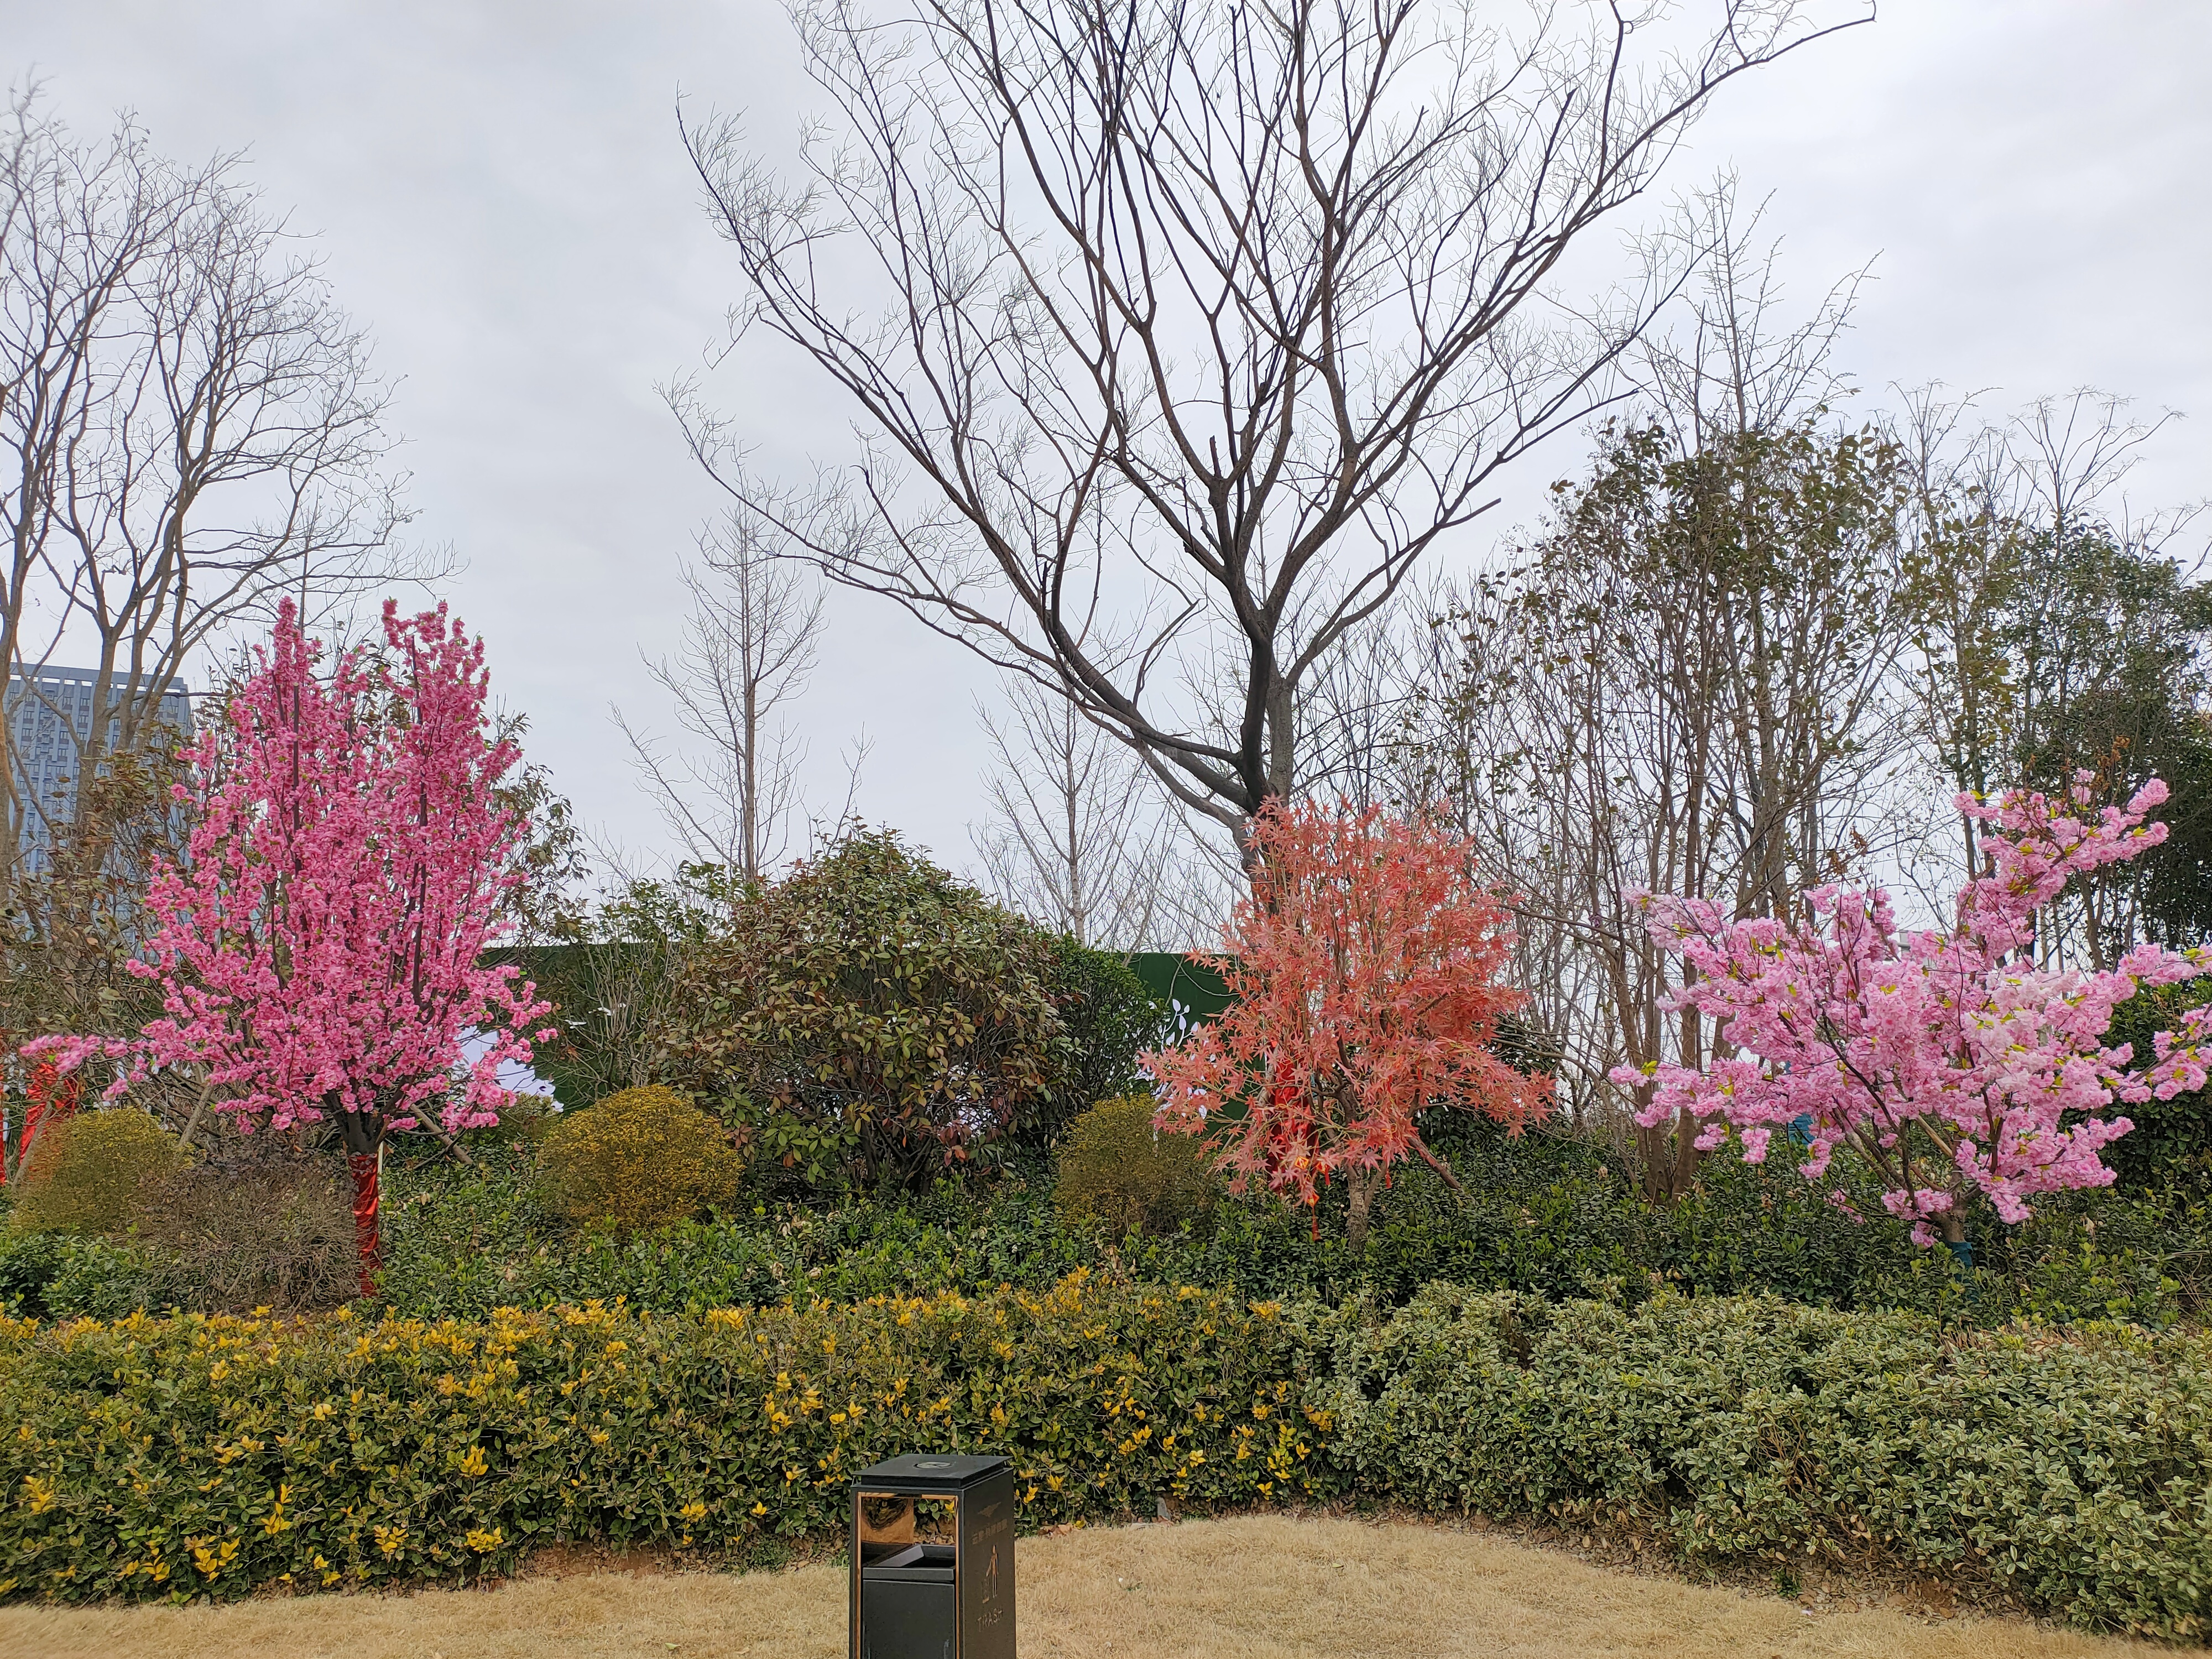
[
  {"xmin": 1145, "ymin": 800, "xmax": 1551, "ymax": 1252},
  {"xmin": 1610, "ymin": 775, "xmax": 2210, "ymax": 1249},
  {"xmin": 29, "ymin": 599, "xmax": 550, "ymax": 1288}
]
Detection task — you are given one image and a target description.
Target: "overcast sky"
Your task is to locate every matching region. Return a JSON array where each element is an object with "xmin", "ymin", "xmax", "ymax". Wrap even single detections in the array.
[{"xmin": 5, "ymin": 1, "xmax": 2208, "ymax": 886}]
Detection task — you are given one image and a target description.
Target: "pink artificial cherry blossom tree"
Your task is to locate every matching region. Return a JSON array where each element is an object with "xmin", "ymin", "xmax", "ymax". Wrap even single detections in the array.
[
  {"xmin": 1611, "ymin": 775, "xmax": 2210, "ymax": 1250},
  {"xmin": 29, "ymin": 599, "xmax": 551, "ymax": 1290}
]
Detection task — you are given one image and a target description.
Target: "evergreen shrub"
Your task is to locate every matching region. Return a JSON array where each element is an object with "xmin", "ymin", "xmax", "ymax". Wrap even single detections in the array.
[
  {"xmin": 0, "ymin": 1272, "xmax": 1316, "ymax": 1602},
  {"xmin": 364, "ymin": 1126, "xmax": 2205, "ymax": 1328},
  {"xmin": 1313, "ymin": 1284, "xmax": 2212, "ymax": 1640},
  {"xmin": 536, "ymin": 1086, "xmax": 743, "ymax": 1235},
  {"xmin": 3, "ymin": 1280, "xmax": 2208, "ymax": 1636},
  {"xmin": 654, "ymin": 830, "xmax": 1069, "ymax": 1191},
  {"xmin": 0, "ymin": 1231, "xmax": 156, "ymax": 1320},
  {"xmin": 10, "ymin": 1110, "xmax": 175, "ymax": 1236},
  {"xmin": 1054, "ymin": 1094, "xmax": 1216, "ymax": 1238},
  {"xmin": 1022, "ymin": 944, "xmax": 1168, "ymax": 1156}
]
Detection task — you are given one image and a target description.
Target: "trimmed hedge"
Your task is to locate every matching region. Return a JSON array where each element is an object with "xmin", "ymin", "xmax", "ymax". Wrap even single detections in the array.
[
  {"xmin": 1314, "ymin": 1285, "xmax": 2212, "ymax": 1641},
  {"xmin": 3, "ymin": 1276, "xmax": 2209, "ymax": 1636},
  {"xmin": 8, "ymin": 1137, "xmax": 2197, "ymax": 1335},
  {"xmin": 358, "ymin": 1140, "xmax": 2200, "ymax": 1331},
  {"xmin": 0, "ymin": 1272, "xmax": 1319, "ymax": 1603}
]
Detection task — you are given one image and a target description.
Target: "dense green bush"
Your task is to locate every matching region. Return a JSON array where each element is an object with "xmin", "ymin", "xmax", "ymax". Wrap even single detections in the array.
[
  {"xmin": 376, "ymin": 1155, "xmax": 1100, "ymax": 1319},
  {"xmin": 0, "ymin": 1230, "xmax": 157, "ymax": 1321},
  {"xmin": 1313, "ymin": 1285, "xmax": 2212, "ymax": 1640},
  {"xmin": 361, "ymin": 1126, "xmax": 2204, "ymax": 1331},
  {"xmin": 2105, "ymin": 978, "xmax": 2212, "ymax": 1187},
  {"xmin": 536, "ymin": 1086, "xmax": 743, "ymax": 1235},
  {"xmin": 1054, "ymin": 1095, "xmax": 1217, "ymax": 1239},
  {"xmin": 0, "ymin": 1227, "xmax": 62, "ymax": 1315},
  {"xmin": 4, "ymin": 1279, "xmax": 2206, "ymax": 1635},
  {"xmin": 0, "ymin": 1274, "xmax": 1318, "ymax": 1602},
  {"xmin": 654, "ymin": 830, "xmax": 1072, "ymax": 1191},
  {"xmin": 1022, "ymin": 944, "xmax": 1168, "ymax": 1157}
]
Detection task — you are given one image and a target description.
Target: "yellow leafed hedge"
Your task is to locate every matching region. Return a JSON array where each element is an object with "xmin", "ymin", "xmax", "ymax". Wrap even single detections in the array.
[
  {"xmin": 0, "ymin": 1270, "xmax": 1319, "ymax": 1601},
  {"xmin": 6, "ymin": 1277, "xmax": 2210, "ymax": 1639},
  {"xmin": 10, "ymin": 1110, "xmax": 177, "ymax": 1237}
]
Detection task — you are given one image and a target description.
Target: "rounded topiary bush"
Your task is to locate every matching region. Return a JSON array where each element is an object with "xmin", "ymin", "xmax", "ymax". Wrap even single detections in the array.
[
  {"xmin": 11, "ymin": 1109, "xmax": 177, "ymax": 1236},
  {"xmin": 1055, "ymin": 1093, "xmax": 1217, "ymax": 1239},
  {"xmin": 654, "ymin": 828, "xmax": 1071, "ymax": 1192},
  {"xmin": 538, "ymin": 1086, "xmax": 743, "ymax": 1235}
]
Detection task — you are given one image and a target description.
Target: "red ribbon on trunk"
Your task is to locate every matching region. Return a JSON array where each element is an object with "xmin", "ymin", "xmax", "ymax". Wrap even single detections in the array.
[{"xmin": 347, "ymin": 1149, "xmax": 382, "ymax": 1296}]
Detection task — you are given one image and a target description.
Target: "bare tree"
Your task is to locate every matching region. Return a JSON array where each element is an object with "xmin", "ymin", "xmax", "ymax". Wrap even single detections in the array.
[
  {"xmin": 676, "ymin": 0, "xmax": 1867, "ymax": 858},
  {"xmin": 1, "ymin": 85, "xmax": 416, "ymax": 910},
  {"xmin": 613, "ymin": 509, "xmax": 826, "ymax": 880},
  {"xmin": 969, "ymin": 672, "xmax": 1226, "ymax": 948}
]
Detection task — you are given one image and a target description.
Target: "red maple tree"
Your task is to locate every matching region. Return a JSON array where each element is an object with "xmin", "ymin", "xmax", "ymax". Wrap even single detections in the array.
[{"xmin": 1145, "ymin": 800, "xmax": 1550, "ymax": 1249}]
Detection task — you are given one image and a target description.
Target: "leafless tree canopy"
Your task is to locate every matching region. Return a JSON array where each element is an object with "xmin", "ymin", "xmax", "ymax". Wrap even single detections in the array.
[
  {"xmin": 0, "ymin": 85, "xmax": 420, "ymax": 907},
  {"xmin": 614, "ymin": 509, "xmax": 827, "ymax": 880},
  {"xmin": 679, "ymin": 0, "xmax": 1867, "ymax": 852},
  {"xmin": 970, "ymin": 672, "xmax": 1230, "ymax": 948}
]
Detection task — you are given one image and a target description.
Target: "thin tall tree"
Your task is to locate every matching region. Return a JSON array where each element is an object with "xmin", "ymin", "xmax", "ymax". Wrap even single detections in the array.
[
  {"xmin": 1, "ymin": 84, "xmax": 423, "ymax": 933},
  {"xmin": 614, "ymin": 509, "xmax": 826, "ymax": 881}
]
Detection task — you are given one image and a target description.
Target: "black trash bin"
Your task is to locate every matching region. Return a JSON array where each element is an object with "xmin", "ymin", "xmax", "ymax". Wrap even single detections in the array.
[{"xmin": 849, "ymin": 1453, "xmax": 1015, "ymax": 1659}]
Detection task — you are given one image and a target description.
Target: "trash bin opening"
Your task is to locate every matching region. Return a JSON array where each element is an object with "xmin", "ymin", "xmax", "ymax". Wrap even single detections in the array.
[{"xmin": 857, "ymin": 1491, "xmax": 957, "ymax": 1545}]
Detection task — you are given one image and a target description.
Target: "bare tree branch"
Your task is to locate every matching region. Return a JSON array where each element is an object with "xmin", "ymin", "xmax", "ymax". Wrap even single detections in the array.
[
  {"xmin": 676, "ymin": 0, "xmax": 1870, "ymax": 855},
  {"xmin": 1, "ymin": 82, "xmax": 424, "ymax": 919}
]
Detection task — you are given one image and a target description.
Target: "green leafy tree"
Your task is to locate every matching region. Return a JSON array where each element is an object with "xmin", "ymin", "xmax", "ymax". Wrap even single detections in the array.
[
  {"xmin": 2002, "ymin": 526, "xmax": 2212, "ymax": 959},
  {"xmin": 654, "ymin": 829, "xmax": 1069, "ymax": 1191},
  {"xmin": 1016, "ymin": 940, "xmax": 1167, "ymax": 1160},
  {"xmin": 1430, "ymin": 415, "xmax": 1918, "ymax": 1203}
]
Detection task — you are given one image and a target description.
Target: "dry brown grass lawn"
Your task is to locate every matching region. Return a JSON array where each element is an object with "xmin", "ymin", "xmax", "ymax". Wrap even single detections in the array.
[{"xmin": 0, "ymin": 1515, "xmax": 2168, "ymax": 1659}]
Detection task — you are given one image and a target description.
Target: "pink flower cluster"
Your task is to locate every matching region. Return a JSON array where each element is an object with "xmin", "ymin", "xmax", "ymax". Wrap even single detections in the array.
[
  {"xmin": 29, "ymin": 599, "xmax": 551, "ymax": 1142},
  {"xmin": 1609, "ymin": 776, "xmax": 2210, "ymax": 1245}
]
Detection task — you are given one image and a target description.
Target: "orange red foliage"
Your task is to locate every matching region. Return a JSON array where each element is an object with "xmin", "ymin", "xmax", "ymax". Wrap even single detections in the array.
[{"xmin": 1145, "ymin": 800, "xmax": 1550, "ymax": 1213}]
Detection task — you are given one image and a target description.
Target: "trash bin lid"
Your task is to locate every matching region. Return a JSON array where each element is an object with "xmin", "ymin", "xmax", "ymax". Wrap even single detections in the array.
[{"xmin": 853, "ymin": 1453, "xmax": 1011, "ymax": 1490}]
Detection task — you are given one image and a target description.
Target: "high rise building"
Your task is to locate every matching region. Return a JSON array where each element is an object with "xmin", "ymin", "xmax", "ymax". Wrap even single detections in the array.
[{"xmin": 6, "ymin": 667, "xmax": 194, "ymax": 881}]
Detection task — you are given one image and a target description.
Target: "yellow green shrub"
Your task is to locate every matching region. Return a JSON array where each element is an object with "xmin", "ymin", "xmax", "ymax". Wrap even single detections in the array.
[
  {"xmin": 3, "ymin": 1281, "xmax": 2209, "ymax": 1635},
  {"xmin": 536, "ymin": 1087, "xmax": 744, "ymax": 1234},
  {"xmin": 0, "ymin": 1271, "xmax": 1318, "ymax": 1601},
  {"xmin": 11, "ymin": 1110, "xmax": 176, "ymax": 1237},
  {"xmin": 1055, "ymin": 1094, "xmax": 1216, "ymax": 1238}
]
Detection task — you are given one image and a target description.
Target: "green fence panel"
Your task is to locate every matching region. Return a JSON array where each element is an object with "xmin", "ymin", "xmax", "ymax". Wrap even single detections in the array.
[{"xmin": 1125, "ymin": 952, "xmax": 1235, "ymax": 1039}]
